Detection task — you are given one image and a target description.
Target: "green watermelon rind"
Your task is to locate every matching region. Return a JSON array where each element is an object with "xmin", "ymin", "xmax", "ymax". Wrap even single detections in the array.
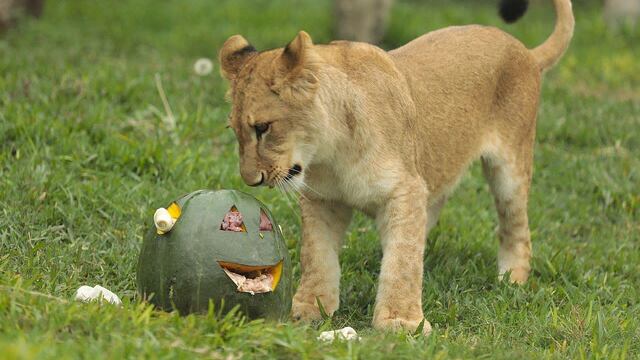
[{"xmin": 137, "ymin": 189, "xmax": 292, "ymax": 321}]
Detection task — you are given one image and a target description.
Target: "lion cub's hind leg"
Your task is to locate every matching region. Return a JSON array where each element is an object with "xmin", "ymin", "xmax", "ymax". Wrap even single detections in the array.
[{"xmin": 481, "ymin": 138, "xmax": 534, "ymax": 284}]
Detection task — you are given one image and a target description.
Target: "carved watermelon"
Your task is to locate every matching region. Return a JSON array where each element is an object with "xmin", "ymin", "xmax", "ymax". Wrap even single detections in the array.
[{"xmin": 136, "ymin": 189, "xmax": 292, "ymax": 320}]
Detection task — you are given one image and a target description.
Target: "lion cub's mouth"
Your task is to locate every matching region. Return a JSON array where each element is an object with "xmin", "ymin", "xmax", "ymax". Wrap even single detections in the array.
[
  {"xmin": 284, "ymin": 164, "xmax": 303, "ymax": 182},
  {"xmin": 218, "ymin": 261, "xmax": 283, "ymax": 295}
]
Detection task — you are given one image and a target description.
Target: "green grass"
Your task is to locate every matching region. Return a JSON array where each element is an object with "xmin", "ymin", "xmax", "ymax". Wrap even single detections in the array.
[{"xmin": 1, "ymin": 0, "xmax": 639, "ymax": 358}]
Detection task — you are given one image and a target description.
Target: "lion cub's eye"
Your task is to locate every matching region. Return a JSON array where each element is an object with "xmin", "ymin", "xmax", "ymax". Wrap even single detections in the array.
[{"xmin": 254, "ymin": 123, "xmax": 270, "ymax": 139}]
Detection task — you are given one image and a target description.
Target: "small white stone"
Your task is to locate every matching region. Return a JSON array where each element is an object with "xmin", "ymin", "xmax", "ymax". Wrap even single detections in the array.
[
  {"xmin": 193, "ymin": 58, "xmax": 213, "ymax": 76},
  {"xmin": 317, "ymin": 327, "xmax": 360, "ymax": 342},
  {"xmin": 154, "ymin": 207, "xmax": 175, "ymax": 233},
  {"xmin": 75, "ymin": 285, "xmax": 99, "ymax": 302},
  {"xmin": 75, "ymin": 285, "xmax": 122, "ymax": 306}
]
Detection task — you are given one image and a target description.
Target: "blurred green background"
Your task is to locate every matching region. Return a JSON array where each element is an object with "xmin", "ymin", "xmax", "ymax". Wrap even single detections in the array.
[{"xmin": 0, "ymin": 0, "xmax": 638, "ymax": 358}]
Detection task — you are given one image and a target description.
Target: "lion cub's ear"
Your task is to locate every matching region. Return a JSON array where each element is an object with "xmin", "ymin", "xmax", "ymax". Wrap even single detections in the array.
[
  {"xmin": 272, "ymin": 31, "xmax": 319, "ymax": 102},
  {"xmin": 219, "ymin": 35, "xmax": 257, "ymax": 81},
  {"xmin": 281, "ymin": 31, "xmax": 313, "ymax": 73}
]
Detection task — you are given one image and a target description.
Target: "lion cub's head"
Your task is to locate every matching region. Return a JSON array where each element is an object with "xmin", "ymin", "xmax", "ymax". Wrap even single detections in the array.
[{"xmin": 219, "ymin": 31, "xmax": 329, "ymax": 190}]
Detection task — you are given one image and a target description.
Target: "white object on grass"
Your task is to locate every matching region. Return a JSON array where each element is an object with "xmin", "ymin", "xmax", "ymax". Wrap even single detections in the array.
[
  {"xmin": 154, "ymin": 207, "xmax": 175, "ymax": 234},
  {"xmin": 75, "ymin": 285, "xmax": 122, "ymax": 306},
  {"xmin": 317, "ymin": 327, "xmax": 360, "ymax": 342},
  {"xmin": 193, "ymin": 58, "xmax": 214, "ymax": 76}
]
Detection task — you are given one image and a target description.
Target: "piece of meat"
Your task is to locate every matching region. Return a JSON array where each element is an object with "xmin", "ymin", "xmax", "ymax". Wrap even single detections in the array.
[
  {"xmin": 239, "ymin": 273, "xmax": 273, "ymax": 294},
  {"xmin": 221, "ymin": 210, "xmax": 244, "ymax": 232},
  {"xmin": 259, "ymin": 211, "xmax": 273, "ymax": 231},
  {"xmin": 222, "ymin": 268, "xmax": 273, "ymax": 295}
]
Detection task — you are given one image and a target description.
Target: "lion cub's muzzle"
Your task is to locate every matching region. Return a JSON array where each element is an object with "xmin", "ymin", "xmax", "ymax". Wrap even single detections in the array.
[
  {"xmin": 242, "ymin": 164, "xmax": 302, "ymax": 188},
  {"xmin": 243, "ymin": 171, "xmax": 265, "ymax": 187}
]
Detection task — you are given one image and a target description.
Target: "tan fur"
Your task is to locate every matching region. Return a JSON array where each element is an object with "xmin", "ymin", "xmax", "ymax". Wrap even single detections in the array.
[{"xmin": 219, "ymin": 0, "xmax": 574, "ymax": 334}]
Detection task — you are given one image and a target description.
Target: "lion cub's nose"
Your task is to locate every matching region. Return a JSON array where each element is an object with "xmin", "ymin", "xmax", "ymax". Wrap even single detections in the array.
[{"xmin": 247, "ymin": 172, "xmax": 265, "ymax": 187}]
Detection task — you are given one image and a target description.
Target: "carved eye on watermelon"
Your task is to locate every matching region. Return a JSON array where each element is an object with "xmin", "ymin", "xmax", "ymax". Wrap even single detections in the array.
[
  {"xmin": 220, "ymin": 205, "xmax": 246, "ymax": 232},
  {"xmin": 259, "ymin": 209, "xmax": 273, "ymax": 231}
]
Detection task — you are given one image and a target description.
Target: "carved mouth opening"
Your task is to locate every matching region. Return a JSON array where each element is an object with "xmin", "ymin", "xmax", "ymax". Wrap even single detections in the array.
[{"xmin": 218, "ymin": 261, "xmax": 283, "ymax": 295}]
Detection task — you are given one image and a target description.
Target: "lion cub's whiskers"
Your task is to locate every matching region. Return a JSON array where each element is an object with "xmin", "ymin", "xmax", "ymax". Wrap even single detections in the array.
[
  {"xmin": 276, "ymin": 169, "xmax": 307, "ymax": 201},
  {"xmin": 275, "ymin": 175, "xmax": 301, "ymax": 215},
  {"xmin": 284, "ymin": 177, "xmax": 306, "ymax": 201},
  {"xmin": 299, "ymin": 180, "xmax": 323, "ymax": 198}
]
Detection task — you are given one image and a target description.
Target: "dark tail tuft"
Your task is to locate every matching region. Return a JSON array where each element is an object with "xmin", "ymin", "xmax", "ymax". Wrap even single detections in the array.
[{"xmin": 499, "ymin": 0, "xmax": 529, "ymax": 23}]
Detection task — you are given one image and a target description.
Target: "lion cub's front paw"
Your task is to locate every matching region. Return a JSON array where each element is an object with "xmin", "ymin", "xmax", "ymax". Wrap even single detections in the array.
[
  {"xmin": 291, "ymin": 289, "xmax": 338, "ymax": 322},
  {"xmin": 508, "ymin": 267, "xmax": 530, "ymax": 284},
  {"xmin": 499, "ymin": 266, "xmax": 530, "ymax": 284},
  {"xmin": 373, "ymin": 316, "xmax": 432, "ymax": 336},
  {"xmin": 291, "ymin": 299, "xmax": 323, "ymax": 322}
]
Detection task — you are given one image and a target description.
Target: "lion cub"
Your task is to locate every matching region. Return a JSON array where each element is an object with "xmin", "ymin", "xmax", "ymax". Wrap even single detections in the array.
[{"xmin": 219, "ymin": 0, "xmax": 574, "ymax": 334}]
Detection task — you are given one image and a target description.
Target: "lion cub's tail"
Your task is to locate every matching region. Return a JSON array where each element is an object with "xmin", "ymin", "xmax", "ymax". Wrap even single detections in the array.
[{"xmin": 499, "ymin": 0, "xmax": 575, "ymax": 71}]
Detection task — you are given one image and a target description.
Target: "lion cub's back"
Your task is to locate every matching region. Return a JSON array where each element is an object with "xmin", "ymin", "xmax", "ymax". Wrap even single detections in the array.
[
  {"xmin": 388, "ymin": 24, "xmax": 539, "ymax": 125},
  {"xmin": 389, "ymin": 25, "xmax": 536, "ymax": 94}
]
